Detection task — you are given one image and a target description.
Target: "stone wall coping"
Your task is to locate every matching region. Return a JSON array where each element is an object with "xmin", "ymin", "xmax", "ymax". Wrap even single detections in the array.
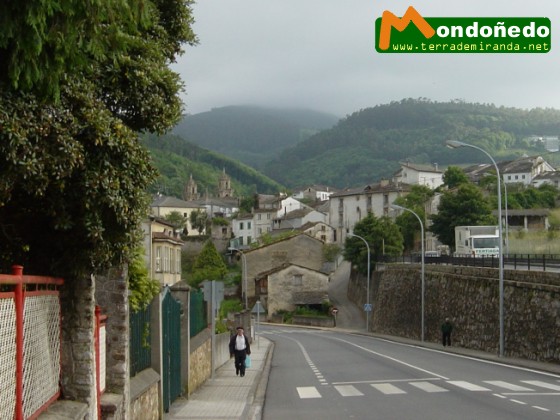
[
  {"xmin": 190, "ymin": 328, "xmax": 211, "ymax": 351},
  {"xmin": 37, "ymin": 400, "xmax": 88, "ymax": 420},
  {"xmin": 130, "ymin": 368, "xmax": 160, "ymax": 401}
]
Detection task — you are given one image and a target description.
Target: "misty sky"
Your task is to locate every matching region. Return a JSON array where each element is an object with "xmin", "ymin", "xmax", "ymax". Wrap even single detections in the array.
[{"xmin": 173, "ymin": 0, "xmax": 560, "ymax": 118}]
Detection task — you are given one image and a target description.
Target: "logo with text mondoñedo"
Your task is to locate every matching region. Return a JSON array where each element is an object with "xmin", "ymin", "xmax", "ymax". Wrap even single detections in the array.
[{"xmin": 375, "ymin": 6, "xmax": 551, "ymax": 53}]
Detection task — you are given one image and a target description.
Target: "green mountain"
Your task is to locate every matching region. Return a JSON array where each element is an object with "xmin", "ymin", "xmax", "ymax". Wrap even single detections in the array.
[
  {"xmin": 172, "ymin": 105, "xmax": 339, "ymax": 169},
  {"xmin": 263, "ymin": 99, "xmax": 560, "ymax": 188},
  {"xmin": 142, "ymin": 133, "xmax": 285, "ymax": 199}
]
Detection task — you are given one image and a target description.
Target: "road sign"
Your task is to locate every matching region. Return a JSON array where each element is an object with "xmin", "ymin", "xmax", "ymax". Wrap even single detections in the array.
[{"xmin": 363, "ymin": 303, "xmax": 373, "ymax": 312}]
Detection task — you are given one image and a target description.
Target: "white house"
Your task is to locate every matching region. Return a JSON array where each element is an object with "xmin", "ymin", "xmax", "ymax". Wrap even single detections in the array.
[
  {"xmin": 393, "ymin": 162, "xmax": 443, "ymax": 190},
  {"xmin": 531, "ymin": 171, "xmax": 560, "ymax": 188},
  {"xmin": 328, "ymin": 180, "xmax": 411, "ymax": 244},
  {"xmin": 141, "ymin": 217, "xmax": 183, "ymax": 286},
  {"xmin": 151, "ymin": 194, "xmax": 207, "ymax": 236},
  {"xmin": 501, "ymin": 156, "xmax": 556, "ymax": 186},
  {"xmin": 292, "ymin": 185, "xmax": 337, "ymax": 202}
]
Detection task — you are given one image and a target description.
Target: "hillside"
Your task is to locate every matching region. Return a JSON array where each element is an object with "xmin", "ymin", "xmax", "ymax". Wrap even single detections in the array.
[
  {"xmin": 142, "ymin": 133, "xmax": 285, "ymax": 198},
  {"xmin": 263, "ymin": 99, "xmax": 560, "ymax": 188},
  {"xmin": 172, "ymin": 105, "xmax": 339, "ymax": 169}
]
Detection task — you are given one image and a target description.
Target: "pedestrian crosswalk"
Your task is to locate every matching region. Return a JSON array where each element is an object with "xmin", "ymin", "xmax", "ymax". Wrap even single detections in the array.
[{"xmin": 296, "ymin": 379, "xmax": 560, "ymax": 399}]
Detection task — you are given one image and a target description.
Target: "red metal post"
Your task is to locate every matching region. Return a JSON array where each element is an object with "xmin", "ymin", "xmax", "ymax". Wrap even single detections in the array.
[
  {"xmin": 95, "ymin": 305, "xmax": 101, "ymax": 420},
  {"xmin": 12, "ymin": 265, "xmax": 24, "ymax": 420}
]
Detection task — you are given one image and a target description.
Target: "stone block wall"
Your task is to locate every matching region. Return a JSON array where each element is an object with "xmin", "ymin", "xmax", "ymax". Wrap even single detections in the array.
[
  {"xmin": 349, "ymin": 264, "xmax": 560, "ymax": 362},
  {"xmin": 129, "ymin": 382, "xmax": 158, "ymax": 420},
  {"xmin": 189, "ymin": 330, "xmax": 212, "ymax": 395}
]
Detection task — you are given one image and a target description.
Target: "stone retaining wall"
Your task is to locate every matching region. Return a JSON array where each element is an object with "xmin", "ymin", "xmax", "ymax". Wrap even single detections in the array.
[{"xmin": 349, "ymin": 264, "xmax": 560, "ymax": 363}]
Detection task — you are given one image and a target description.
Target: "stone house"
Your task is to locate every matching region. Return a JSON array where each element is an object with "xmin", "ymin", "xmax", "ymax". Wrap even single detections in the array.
[
  {"xmin": 244, "ymin": 234, "xmax": 327, "ymax": 306},
  {"xmin": 299, "ymin": 221, "xmax": 337, "ymax": 244},
  {"xmin": 255, "ymin": 263, "xmax": 330, "ymax": 316}
]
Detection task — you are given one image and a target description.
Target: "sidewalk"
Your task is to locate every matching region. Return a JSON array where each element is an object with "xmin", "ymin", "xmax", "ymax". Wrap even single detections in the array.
[{"xmin": 165, "ymin": 336, "xmax": 273, "ymax": 420}]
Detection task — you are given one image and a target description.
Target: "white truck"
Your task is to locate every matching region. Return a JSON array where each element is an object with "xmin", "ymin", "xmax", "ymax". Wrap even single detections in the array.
[{"xmin": 454, "ymin": 226, "xmax": 500, "ymax": 257}]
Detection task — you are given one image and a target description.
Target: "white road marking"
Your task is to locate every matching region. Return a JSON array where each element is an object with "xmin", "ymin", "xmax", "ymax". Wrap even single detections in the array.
[
  {"xmin": 447, "ymin": 381, "xmax": 491, "ymax": 391},
  {"xmin": 332, "ymin": 377, "xmax": 441, "ymax": 386},
  {"xmin": 409, "ymin": 381, "xmax": 449, "ymax": 393},
  {"xmin": 533, "ymin": 406, "xmax": 550, "ymax": 412},
  {"xmin": 510, "ymin": 399, "xmax": 527, "ymax": 405},
  {"xmin": 371, "ymin": 383, "xmax": 406, "ymax": 395},
  {"xmin": 522, "ymin": 380, "xmax": 560, "ymax": 391},
  {"xmin": 327, "ymin": 337, "xmax": 449, "ymax": 379},
  {"xmin": 335, "ymin": 385, "xmax": 364, "ymax": 397},
  {"xmin": 297, "ymin": 387, "xmax": 321, "ymax": 399},
  {"xmin": 483, "ymin": 381, "xmax": 534, "ymax": 391}
]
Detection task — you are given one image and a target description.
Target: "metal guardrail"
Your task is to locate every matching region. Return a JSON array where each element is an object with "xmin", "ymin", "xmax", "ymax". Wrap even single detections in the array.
[{"xmin": 379, "ymin": 254, "xmax": 560, "ymax": 271}]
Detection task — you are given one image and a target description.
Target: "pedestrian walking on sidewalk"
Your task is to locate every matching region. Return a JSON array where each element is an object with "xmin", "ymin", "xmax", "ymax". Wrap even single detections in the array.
[
  {"xmin": 229, "ymin": 326, "xmax": 251, "ymax": 377},
  {"xmin": 441, "ymin": 317, "xmax": 453, "ymax": 347}
]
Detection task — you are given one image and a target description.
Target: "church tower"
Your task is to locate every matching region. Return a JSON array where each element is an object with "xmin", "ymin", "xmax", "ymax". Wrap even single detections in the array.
[
  {"xmin": 218, "ymin": 168, "xmax": 234, "ymax": 198},
  {"xmin": 183, "ymin": 174, "xmax": 198, "ymax": 201}
]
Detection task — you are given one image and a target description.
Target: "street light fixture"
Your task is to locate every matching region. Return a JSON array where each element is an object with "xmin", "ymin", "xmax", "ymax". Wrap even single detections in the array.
[
  {"xmin": 347, "ymin": 232, "xmax": 371, "ymax": 332},
  {"xmin": 229, "ymin": 247, "xmax": 248, "ymax": 309},
  {"xmin": 446, "ymin": 140, "xmax": 504, "ymax": 357},
  {"xmin": 390, "ymin": 204, "xmax": 425, "ymax": 342}
]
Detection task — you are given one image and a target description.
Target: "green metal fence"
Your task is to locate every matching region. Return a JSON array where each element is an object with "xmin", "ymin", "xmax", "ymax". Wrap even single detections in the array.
[
  {"xmin": 190, "ymin": 289, "xmax": 207, "ymax": 337},
  {"xmin": 162, "ymin": 289, "xmax": 181, "ymax": 412},
  {"xmin": 129, "ymin": 305, "xmax": 152, "ymax": 377}
]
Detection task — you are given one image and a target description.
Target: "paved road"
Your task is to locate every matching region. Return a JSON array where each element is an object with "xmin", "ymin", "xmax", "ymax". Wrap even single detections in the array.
[
  {"xmin": 328, "ymin": 260, "xmax": 365, "ymax": 330},
  {"xmin": 261, "ymin": 326, "xmax": 560, "ymax": 420}
]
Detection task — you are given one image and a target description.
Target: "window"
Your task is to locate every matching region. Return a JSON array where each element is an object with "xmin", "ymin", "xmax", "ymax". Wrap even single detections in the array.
[
  {"xmin": 258, "ymin": 214, "xmax": 262, "ymax": 220},
  {"xmin": 292, "ymin": 274, "xmax": 303, "ymax": 286},
  {"xmin": 240, "ymin": 222, "xmax": 244, "ymax": 230},
  {"xmin": 170, "ymin": 248, "xmax": 176, "ymax": 273},
  {"xmin": 176, "ymin": 249, "xmax": 181, "ymax": 274},
  {"xmin": 508, "ymin": 175, "xmax": 511, "ymax": 180},
  {"xmin": 248, "ymin": 222, "xmax": 252, "ymax": 229},
  {"xmin": 258, "ymin": 228, "xmax": 262, "ymax": 234},
  {"xmin": 247, "ymin": 236, "xmax": 252, "ymax": 244},
  {"xmin": 515, "ymin": 175, "xmax": 519, "ymax": 180},
  {"xmin": 163, "ymin": 247, "xmax": 170, "ymax": 272},
  {"xmin": 239, "ymin": 237, "xmax": 244, "ymax": 246},
  {"xmin": 267, "ymin": 213, "xmax": 271, "ymax": 219},
  {"xmin": 155, "ymin": 246, "xmax": 162, "ymax": 272}
]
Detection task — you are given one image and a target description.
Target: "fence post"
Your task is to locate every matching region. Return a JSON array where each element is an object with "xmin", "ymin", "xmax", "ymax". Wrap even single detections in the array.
[{"xmin": 12, "ymin": 265, "xmax": 24, "ymax": 420}]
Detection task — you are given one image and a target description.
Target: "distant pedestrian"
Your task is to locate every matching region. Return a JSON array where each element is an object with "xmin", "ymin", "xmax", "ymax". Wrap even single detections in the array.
[
  {"xmin": 229, "ymin": 326, "xmax": 251, "ymax": 377},
  {"xmin": 441, "ymin": 318, "xmax": 453, "ymax": 347}
]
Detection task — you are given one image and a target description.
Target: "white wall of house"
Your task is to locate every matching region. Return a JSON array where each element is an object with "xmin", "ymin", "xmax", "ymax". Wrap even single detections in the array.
[
  {"xmin": 328, "ymin": 185, "xmax": 409, "ymax": 244},
  {"xmin": 277, "ymin": 197, "xmax": 305, "ymax": 218},
  {"xmin": 151, "ymin": 196, "xmax": 206, "ymax": 236},
  {"xmin": 141, "ymin": 218, "xmax": 183, "ymax": 286},
  {"xmin": 231, "ymin": 216, "xmax": 254, "ymax": 248}
]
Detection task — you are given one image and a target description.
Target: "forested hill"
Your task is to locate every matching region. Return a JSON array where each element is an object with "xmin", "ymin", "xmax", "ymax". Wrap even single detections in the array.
[
  {"xmin": 142, "ymin": 133, "xmax": 285, "ymax": 198},
  {"xmin": 263, "ymin": 99, "xmax": 560, "ymax": 188},
  {"xmin": 173, "ymin": 105, "xmax": 339, "ymax": 169}
]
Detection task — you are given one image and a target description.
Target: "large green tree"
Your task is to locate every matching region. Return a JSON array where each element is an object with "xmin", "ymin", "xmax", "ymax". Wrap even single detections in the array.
[
  {"xmin": 394, "ymin": 185, "xmax": 434, "ymax": 251},
  {"xmin": 343, "ymin": 214, "xmax": 403, "ymax": 274},
  {"xmin": 0, "ymin": 0, "xmax": 197, "ymax": 276},
  {"xmin": 190, "ymin": 241, "xmax": 228, "ymax": 287},
  {"xmin": 429, "ymin": 183, "xmax": 495, "ymax": 249}
]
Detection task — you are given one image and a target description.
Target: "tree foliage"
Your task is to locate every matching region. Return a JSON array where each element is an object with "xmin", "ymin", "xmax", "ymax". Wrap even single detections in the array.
[
  {"xmin": 190, "ymin": 241, "xmax": 228, "ymax": 287},
  {"xmin": 393, "ymin": 185, "xmax": 434, "ymax": 251},
  {"xmin": 442, "ymin": 166, "xmax": 470, "ymax": 189},
  {"xmin": 189, "ymin": 209, "xmax": 209, "ymax": 235},
  {"xmin": 128, "ymin": 247, "xmax": 160, "ymax": 312},
  {"xmin": 429, "ymin": 183, "xmax": 495, "ymax": 249},
  {"xmin": 0, "ymin": 0, "xmax": 197, "ymax": 276},
  {"xmin": 264, "ymin": 99, "xmax": 560, "ymax": 188},
  {"xmin": 343, "ymin": 214, "xmax": 403, "ymax": 274}
]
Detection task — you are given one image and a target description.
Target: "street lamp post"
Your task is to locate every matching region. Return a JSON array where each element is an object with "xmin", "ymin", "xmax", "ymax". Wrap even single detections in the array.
[
  {"xmin": 229, "ymin": 247, "xmax": 248, "ymax": 309},
  {"xmin": 446, "ymin": 140, "xmax": 504, "ymax": 357},
  {"xmin": 348, "ymin": 233, "xmax": 371, "ymax": 332},
  {"xmin": 390, "ymin": 204, "xmax": 425, "ymax": 342}
]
